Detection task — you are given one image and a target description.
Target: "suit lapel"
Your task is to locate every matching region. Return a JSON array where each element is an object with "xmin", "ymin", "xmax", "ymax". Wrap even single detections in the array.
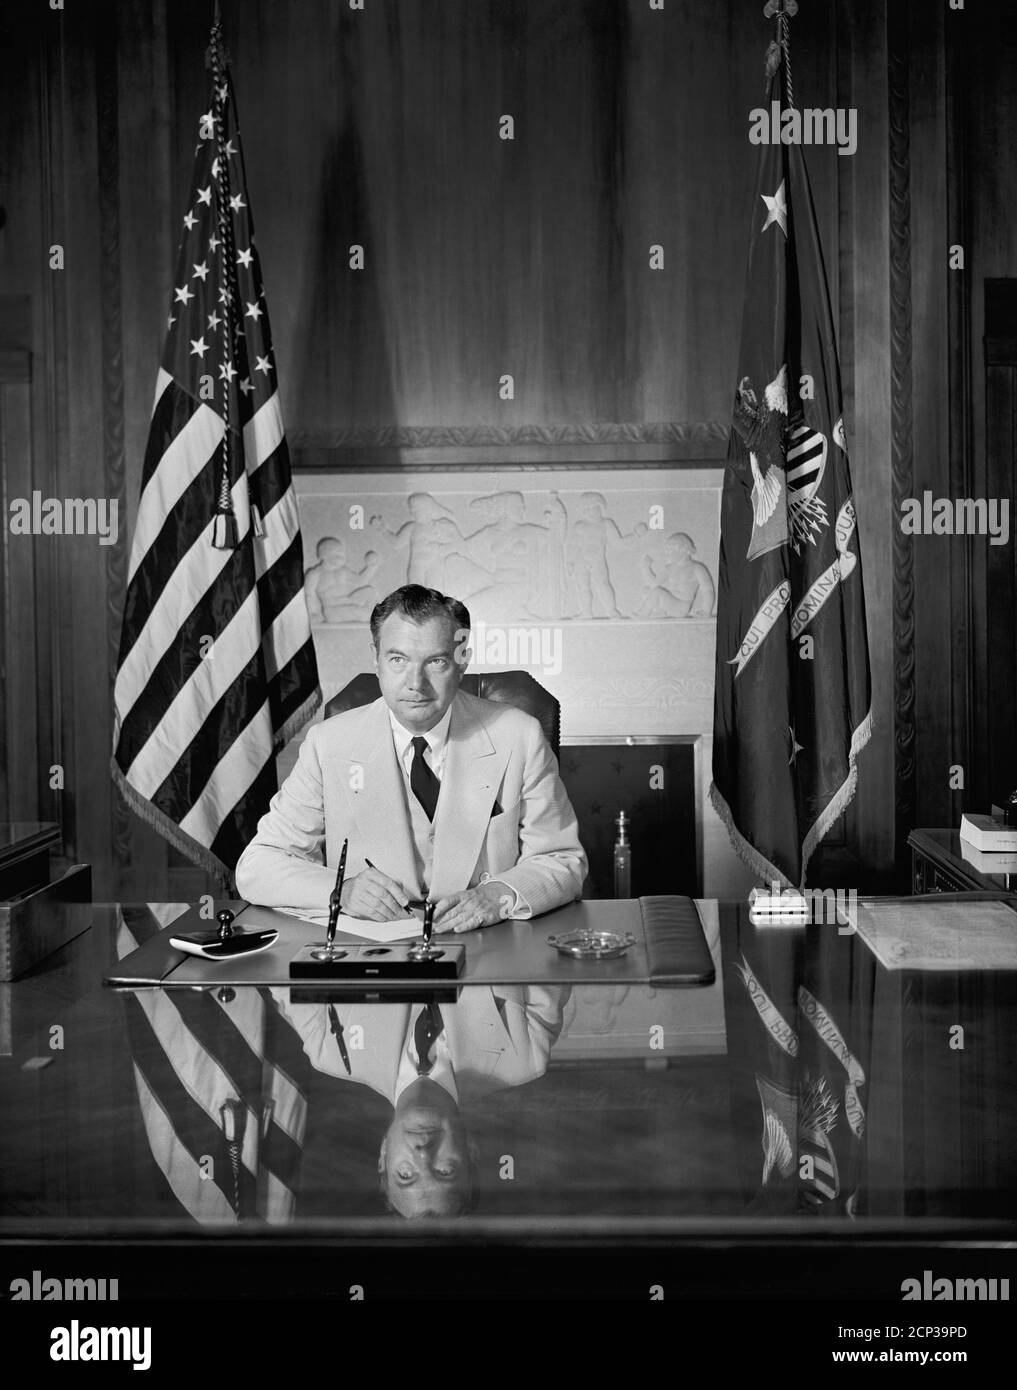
[
  {"xmin": 340, "ymin": 699, "xmax": 419, "ymax": 895},
  {"xmin": 430, "ymin": 694, "xmax": 507, "ymax": 898}
]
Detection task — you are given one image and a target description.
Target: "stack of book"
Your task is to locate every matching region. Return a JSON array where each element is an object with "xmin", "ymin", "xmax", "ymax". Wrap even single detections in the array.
[{"xmin": 958, "ymin": 812, "xmax": 1017, "ymax": 873}]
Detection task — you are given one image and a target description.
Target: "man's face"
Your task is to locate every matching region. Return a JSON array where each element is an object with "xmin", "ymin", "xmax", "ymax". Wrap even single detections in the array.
[
  {"xmin": 373, "ymin": 612, "xmax": 466, "ymax": 733},
  {"xmin": 380, "ymin": 1104, "xmax": 472, "ymax": 1218}
]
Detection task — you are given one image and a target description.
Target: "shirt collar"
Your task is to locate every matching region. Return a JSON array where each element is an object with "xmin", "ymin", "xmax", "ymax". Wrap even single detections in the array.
[{"xmin": 388, "ymin": 701, "xmax": 454, "ymax": 759}]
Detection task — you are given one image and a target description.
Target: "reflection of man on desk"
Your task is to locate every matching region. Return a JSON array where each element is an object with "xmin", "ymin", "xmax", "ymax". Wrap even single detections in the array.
[
  {"xmin": 236, "ymin": 584, "xmax": 587, "ymax": 932},
  {"xmin": 272, "ymin": 985, "xmax": 569, "ymax": 1217}
]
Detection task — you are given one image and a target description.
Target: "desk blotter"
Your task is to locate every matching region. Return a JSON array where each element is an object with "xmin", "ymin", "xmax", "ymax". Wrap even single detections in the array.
[{"xmin": 104, "ymin": 896, "xmax": 714, "ymax": 989}]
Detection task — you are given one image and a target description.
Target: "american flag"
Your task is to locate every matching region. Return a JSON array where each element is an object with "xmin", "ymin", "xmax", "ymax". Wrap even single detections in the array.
[{"xmin": 112, "ymin": 20, "xmax": 320, "ymax": 884}]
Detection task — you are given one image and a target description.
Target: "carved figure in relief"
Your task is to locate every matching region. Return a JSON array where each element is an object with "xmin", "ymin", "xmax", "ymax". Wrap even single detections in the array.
[
  {"xmin": 543, "ymin": 489, "xmax": 578, "ymax": 618},
  {"xmin": 636, "ymin": 532, "xmax": 716, "ymax": 618},
  {"xmin": 369, "ymin": 492, "xmax": 468, "ymax": 589},
  {"xmin": 449, "ymin": 491, "xmax": 551, "ymax": 618},
  {"xmin": 303, "ymin": 537, "xmax": 380, "ymax": 624},
  {"xmin": 565, "ymin": 491, "xmax": 626, "ymax": 618}
]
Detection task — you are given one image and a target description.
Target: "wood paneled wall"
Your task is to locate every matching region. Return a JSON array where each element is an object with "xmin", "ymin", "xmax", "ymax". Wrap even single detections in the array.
[{"xmin": 1, "ymin": 0, "xmax": 1011, "ymax": 898}]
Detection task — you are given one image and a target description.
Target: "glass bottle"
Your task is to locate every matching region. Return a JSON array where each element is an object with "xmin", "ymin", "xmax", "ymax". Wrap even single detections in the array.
[{"xmin": 613, "ymin": 810, "xmax": 632, "ymax": 898}]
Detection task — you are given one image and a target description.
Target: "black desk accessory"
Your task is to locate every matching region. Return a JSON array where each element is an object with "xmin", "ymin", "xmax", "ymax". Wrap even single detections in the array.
[
  {"xmin": 290, "ymin": 898, "xmax": 464, "ymax": 980},
  {"xmin": 309, "ymin": 839, "xmax": 348, "ymax": 962},
  {"xmin": 169, "ymin": 908, "xmax": 278, "ymax": 961},
  {"xmin": 289, "ymin": 940, "xmax": 464, "ymax": 980},
  {"xmin": 407, "ymin": 898, "xmax": 446, "ymax": 962}
]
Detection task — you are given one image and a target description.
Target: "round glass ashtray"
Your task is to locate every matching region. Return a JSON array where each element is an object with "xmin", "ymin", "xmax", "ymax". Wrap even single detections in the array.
[{"xmin": 546, "ymin": 929, "xmax": 636, "ymax": 960}]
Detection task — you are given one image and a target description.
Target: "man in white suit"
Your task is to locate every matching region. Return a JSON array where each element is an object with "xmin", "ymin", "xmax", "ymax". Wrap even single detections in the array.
[
  {"xmin": 271, "ymin": 984, "xmax": 570, "ymax": 1217},
  {"xmin": 236, "ymin": 584, "xmax": 587, "ymax": 931}
]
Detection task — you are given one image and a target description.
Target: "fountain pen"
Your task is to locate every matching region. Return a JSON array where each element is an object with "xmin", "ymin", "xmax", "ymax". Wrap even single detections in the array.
[{"xmin": 324, "ymin": 838, "xmax": 349, "ymax": 949}]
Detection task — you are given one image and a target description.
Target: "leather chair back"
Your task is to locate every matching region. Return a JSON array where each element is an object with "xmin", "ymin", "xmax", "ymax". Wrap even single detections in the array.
[{"xmin": 323, "ymin": 671, "xmax": 561, "ymax": 758}]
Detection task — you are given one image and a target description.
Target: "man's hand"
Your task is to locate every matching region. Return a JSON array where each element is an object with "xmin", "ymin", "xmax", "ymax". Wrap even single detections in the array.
[
  {"xmin": 340, "ymin": 867, "xmax": 412, "ymax": 922},
  {"xmin": 432, "ymin": 882, "xmax": 515, "ymax": 934}
]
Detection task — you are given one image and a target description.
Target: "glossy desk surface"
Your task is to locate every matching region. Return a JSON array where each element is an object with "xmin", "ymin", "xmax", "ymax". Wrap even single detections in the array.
[{"xmin": 2, "ymin": 897, "xmax": 1016, "ymax": 1299}]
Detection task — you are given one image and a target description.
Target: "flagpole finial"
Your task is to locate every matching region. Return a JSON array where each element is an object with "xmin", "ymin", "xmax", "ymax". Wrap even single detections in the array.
[{"xmin": 763, "ymin": 0, "xmax": 798, "ymax": 16}]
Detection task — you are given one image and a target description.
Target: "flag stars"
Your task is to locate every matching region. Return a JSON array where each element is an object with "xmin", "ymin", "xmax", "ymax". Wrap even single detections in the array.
[
  {"xmin": 166, "ymin": 315, "xmax": 176, "ymax": 331},
  {"xmin": 788, "ymin": 724, "xmax": 804, "ymax": 766},
  {"xmin": 183, "ymin": 210, "xmax": 197, "ymax": 231},
  {"xmin": 219, "ymin": 361, "xmax": 237, "ymax": 383},
  {"xmin": 245, "ymin": 301, "xmax": 263, "ymax": 321},
  {"xmin": 229, "ymin": 193, "xmax": 246, "ymax": 213},
  {"xmin": 192, "ymin": 260, "xmax": 209, "ymax": 281},
  {"xmin": 197, "ymin": 186, "xmax": 212, "ymax": 206},
  {"xmin": 211, "ymin": 157, "xmax": 220, "ymax": 178},
  {"xmin": 761, "ymin": 180, "xmax": 788, "ymax": 237},
  {"xmin": 217, "ymin": 83, "xmax": 228, "ymax": 103},
  {"xmin": 174, "ymin": 285, "xmax": 195, "ymax": 305},
  {"xmin": 207, "ymin": 311, "xmax": 222, "ymax": 331},
  {"xmin": 237, "ymin": 247, "xmax": 253, "ymax": 269},
  {"xmin": 239, "ymin": 377, "xmax": 254, "ymax": 397},
  {"xmin": 254, "ymin": 355, "xmax": 272, "ymax": 375},
  {"xmin": 224, "ymin": 138, "xmax": 236, "ymax": 157},
  {"xmin": 208, "ymin": 233, "xmax": 221, "ymax": 252},
  {"xmin": 218, "ymin": 285, "xmax": 233, "ymax": 305},
  {"xmin": 190, "ymin": 336, "xmax": 209, "ymax": 359}
]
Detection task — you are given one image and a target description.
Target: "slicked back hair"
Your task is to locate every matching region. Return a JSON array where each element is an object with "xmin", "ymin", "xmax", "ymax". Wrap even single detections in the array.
[{"xmin": 369, "ymin": 584, "xmax": 471, "ymax": 652}]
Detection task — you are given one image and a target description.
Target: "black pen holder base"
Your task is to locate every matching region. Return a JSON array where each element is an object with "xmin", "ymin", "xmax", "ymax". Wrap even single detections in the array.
[{"xmin": 289, "ymin": 941, "xmax": 465, "ymax": 980}]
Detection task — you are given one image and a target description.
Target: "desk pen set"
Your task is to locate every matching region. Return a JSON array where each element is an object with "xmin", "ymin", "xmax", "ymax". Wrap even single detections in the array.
[{"xmin": 288, "ymin": 840, "xmax": 465, "ymax": 980}]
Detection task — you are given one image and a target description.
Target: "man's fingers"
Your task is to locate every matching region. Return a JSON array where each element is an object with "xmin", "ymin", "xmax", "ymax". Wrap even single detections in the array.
[
  {"xmin": 341, "ymin": 870, "xmax": 411, "ymax": 921},
  {"xmin": 363, "ymin": 883, "xmax": 408, "ymax": 920},
  {"xmin": 431, "ymin": 893, "xmax": 463, "ymax": 920},
  {"xmin": 363, "ymin": 868, "xmax": 412, "ymax": 909}
]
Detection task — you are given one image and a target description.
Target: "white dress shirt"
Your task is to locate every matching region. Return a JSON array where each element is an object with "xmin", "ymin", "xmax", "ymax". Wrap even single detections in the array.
[
  {"xmin": 393, "ymin": 1006, "xmax": 458, "ymax": 1104},
  {"xmin": 387, "ymin": 704, "xmax": 529, "ymax": 916},
  {"xmin": 388, "ymin": 704, "xmax": 453, "ymax": 782}
]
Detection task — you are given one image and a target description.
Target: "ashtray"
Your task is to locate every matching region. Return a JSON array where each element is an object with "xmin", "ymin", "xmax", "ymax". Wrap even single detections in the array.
[{"xmin": 546, "ymin": 929, "xmax": 636, "ymax": 960}]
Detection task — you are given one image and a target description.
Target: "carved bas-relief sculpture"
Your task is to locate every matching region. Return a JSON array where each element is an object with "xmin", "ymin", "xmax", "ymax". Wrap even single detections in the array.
[
  {"xmin": 635, "ymin": 533, "xmax": 716, "ymax": 619},
  {"xmin": 368, "ymin": 492, "xmax": 469, "ymax": 590},
  {"xmin": 303, "ymin": 487, "xmax": 717, "ymax": 627},
  {"xmin": 303, "ymin": 537, "xmax": 380, "ymax": 623}
]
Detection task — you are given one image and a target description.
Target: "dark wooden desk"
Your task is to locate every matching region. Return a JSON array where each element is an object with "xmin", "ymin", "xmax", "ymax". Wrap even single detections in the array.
[
  {"xmin": 909, "ymin": 828, "xmax": 1017, "ymax": 893},
  {"xmin": 1, "ymin": 900, "xmax": 1015, "ymax": 1310}
]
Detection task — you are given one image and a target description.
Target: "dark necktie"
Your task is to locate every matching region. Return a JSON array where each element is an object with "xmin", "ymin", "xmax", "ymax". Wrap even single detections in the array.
[
  {"xmin": 413, "ymin": 1002, "xmax": 444, "ymax": 1075},
  {"xmin": 410, "ymin": 736, "xmax": 441, "ymax": 822}
]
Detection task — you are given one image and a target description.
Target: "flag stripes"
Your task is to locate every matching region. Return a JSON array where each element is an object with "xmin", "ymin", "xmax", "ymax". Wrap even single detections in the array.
[
  {"xmin": 122, "ymin": 981, "xmax": 309, "ymax": 1223},
  {"xmin": 111, "ymin": 21, "xmax": 319, "ymax": 882}
]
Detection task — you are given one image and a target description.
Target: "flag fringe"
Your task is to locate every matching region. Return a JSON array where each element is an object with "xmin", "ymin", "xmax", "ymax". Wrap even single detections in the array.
[
  {"xmin": 709, "ymin": 779, "xmax": 792, "ymax": 887},
  {"xmin": 111, "ymin": 759, "xmax": 234, "ymax": 891},
  {"xmin": 709, "ymin": 706, "xmax": 873, "ymax": 891},
  {"xmin": 274, "ymin": 684, "xmax": 322, "ymax": 753}
]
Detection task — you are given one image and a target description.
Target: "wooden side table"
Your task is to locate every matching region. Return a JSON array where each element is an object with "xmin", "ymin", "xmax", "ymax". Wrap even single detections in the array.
[{"xmin": 907, "ymin": 828, "xmax": 1017, "ymax": 893}]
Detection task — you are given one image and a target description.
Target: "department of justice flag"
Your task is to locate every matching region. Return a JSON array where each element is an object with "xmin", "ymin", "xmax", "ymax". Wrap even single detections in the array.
[
  {"xmin": 112, "ymin": 20, "xmax": 320, "ymax": 883},
  {"xmin": 710, "ymin": 52, "xmax": 872, "ymax": 889}
]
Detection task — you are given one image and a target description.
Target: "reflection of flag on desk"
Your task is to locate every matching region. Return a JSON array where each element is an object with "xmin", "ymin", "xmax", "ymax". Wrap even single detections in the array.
[
  {"xmin": 723, "ymin": 908, "xmax": 871, "ymax": 1216},
  {"xmin": 710, "ymin": 50, "xmax": 871, "ymax": 888},
  {"xmin": 111, "ymin": 15, "xmax": 319, "ymax": 884},
  {"xmin": 117, "ymin": 911, "xmax": 309, "ymax": 1223}
]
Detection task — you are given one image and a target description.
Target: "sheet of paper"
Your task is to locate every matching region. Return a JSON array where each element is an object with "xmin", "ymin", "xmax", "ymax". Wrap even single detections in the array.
[
  {"xmin": 253, "ymin": 904, "xmax": 421, "ymax": 943},
  {"xmin": 854, "ymin": 899, "xmax": 1017, "ymax": 972}
]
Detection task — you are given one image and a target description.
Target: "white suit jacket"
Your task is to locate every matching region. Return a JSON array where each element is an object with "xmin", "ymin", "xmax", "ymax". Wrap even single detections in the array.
[{"xmin": 235, "ymin": 690, "xmax": 587, "ymax": 918}]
